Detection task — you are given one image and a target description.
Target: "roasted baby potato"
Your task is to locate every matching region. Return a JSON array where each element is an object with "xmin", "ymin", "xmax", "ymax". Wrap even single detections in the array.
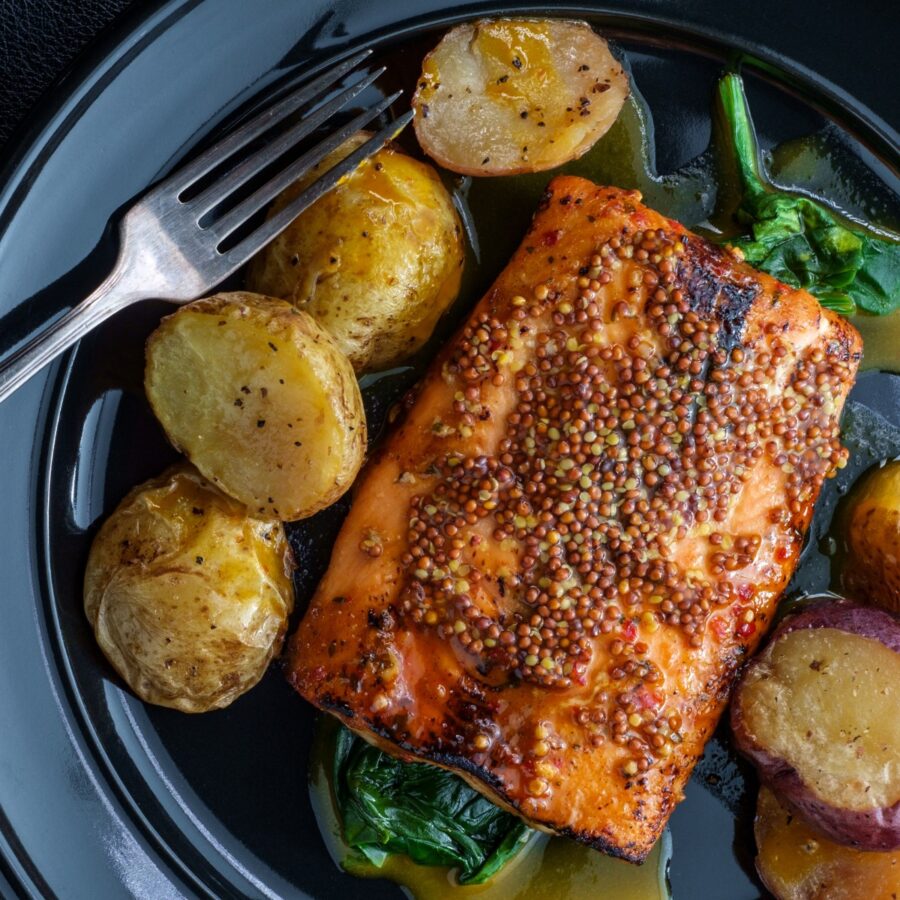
[
  {"xmin": 843, "ymin": 460, "xmax": 900, "ymax": 613},
  {"xmin": 754, "ymin": 786, "xmax": 900, "ymax": 900},
  {"xmin": 412, "ymin": 19, "xmax": 629, "ymax": 176},
  {"xmin": 84, "ymin": 464, "xmax": 294, "ymax": 713},
  {"xmin": 731, "ymin": 599, "xmax": 900, "ymax": 851},
  {"xmin": 145, "ymin": 292, "xmax": 366, "ymax": 520},
  {"xmin": 246, "ymin": 134, "xmax": 464, "ymax": 373}
]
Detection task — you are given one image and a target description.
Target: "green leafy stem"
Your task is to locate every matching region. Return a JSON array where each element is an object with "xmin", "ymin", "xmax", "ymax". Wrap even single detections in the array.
[{"xmin": 717, "ymin": 72, "xmax": 900, "ymax": 316}]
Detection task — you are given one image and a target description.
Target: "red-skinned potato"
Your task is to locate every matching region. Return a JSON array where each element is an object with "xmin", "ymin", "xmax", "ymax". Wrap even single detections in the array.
[
  {"xmin": 731, "ymin": 599, "xmax": 900, "ymax": 851},
  {"xmin": 754, "ymin": 786, "xmax": 900, "ymax": 900},
  {"xmin": 412, "ymin": 19, "xmax": 629, "ymax": 176}
]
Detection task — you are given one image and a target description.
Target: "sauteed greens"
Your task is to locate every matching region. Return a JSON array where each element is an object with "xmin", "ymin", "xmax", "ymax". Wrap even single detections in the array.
[
  {"xmin": 333, "ymin": 726, "xmax": 530, "ymax": 884},
  {"xmin": 717, "ymin": 73, "xmax": 900, "ymax": 317}
]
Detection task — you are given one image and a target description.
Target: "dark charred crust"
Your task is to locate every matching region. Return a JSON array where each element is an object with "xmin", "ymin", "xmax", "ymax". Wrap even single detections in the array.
[
  {"xmin": 682, "ymin": 263, "xmax": 719, "ymax": 317},
  {"xmin": 319, "ymin": 695, "xmax": 355, "ymax": 720},
  {"xmin": 350, "ymin": 711, "xmax": 513, "ymax": 795},
  {"xmin": 718, "ymin": 282, "xmax": 759, "ymax": 352},
  {"xmin": 423, "ymin": 749, "xmax": 510, "ymax": 794},
  {"xmin": 826, "ymin": 324, "xmax": 859, "ymax": 363},
  {"xmin": 550, "ymin": 821, "xmax": 651, "ymax": 863},
  {"xmin": 679, "ymin": 237, "xmax": 759, "ymax": 353}
]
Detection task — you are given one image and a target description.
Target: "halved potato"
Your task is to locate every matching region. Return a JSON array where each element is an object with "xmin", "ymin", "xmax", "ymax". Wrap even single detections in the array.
[
  {"xmin": 754, "ymin": 786, "xmax": 900, "ymax": 900},
  {"xmin": 84, "ymin": 464, "xmax": 294, "ymax": 713},
  {"xmin": 843, "ymin": 460, "xmax": 900, "ymax": 613},
  {"xmin": 412, "ymin": 18, "xmax": 629, "ymax": 175},
  {"xmin": 145, "ymin": 292, "xmax": 366, "ymax": 520},
  {"xmin": 731, "ymin": 600, "xmax": 900, "ymax": 851},
  {"xmin": 247, "ymin": 134, "xmax": 464, "ymax": 373}
]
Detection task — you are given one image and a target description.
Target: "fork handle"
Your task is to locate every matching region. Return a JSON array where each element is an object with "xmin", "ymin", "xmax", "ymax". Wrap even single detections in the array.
[{"xmin": 0, "ymin": 267, "xmax": 144, "ymax": 403}]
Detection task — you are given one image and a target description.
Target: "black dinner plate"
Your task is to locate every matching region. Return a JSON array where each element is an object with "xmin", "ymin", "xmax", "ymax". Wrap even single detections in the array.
[{"xmin": 0, "ymin": 2, "xmax": 898, "ymax": 898}]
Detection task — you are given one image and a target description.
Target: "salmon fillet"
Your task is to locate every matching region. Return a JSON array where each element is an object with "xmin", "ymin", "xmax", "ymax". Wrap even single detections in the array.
[{"xmin": 286, "ymin": 177, "xmax": 861, "ymax": 862}]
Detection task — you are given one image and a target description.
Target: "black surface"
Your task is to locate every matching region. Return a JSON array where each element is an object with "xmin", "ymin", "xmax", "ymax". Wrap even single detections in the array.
[
  {"xmin": 0, "ymin": 3, "xmax": 898, "ymax": 900},
  {"xmin": 0, "ymin": 0, "xmax": 134, "ymax": 148}
]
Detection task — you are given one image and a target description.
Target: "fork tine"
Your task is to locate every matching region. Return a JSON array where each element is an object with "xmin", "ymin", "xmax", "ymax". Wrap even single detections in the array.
[
  {"xmin": 223, "ymin": 109, "xmax": 414, "ymax": 266},
  {"xmin": 163, "ymin": 48, "xmax": 373, "ymax": 195},
  {"xmin": 189, "ymin": 66, "xmax": 386, "ymax": 218},
  {"xmin": 212, "ymin": 91, "xmax": 404, "ymax": 247}
]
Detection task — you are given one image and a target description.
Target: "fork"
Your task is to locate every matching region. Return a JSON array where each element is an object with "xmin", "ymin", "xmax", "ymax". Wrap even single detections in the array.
[{"xmin": 0, "ymin": 48, "xmax": 412, "ymax": 403}]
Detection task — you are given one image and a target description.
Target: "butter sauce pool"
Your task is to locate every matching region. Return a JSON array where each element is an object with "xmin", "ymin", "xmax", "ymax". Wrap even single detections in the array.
[{"xmin": 301, "ymin": 26, "xmax": 900, "ymax": 900}]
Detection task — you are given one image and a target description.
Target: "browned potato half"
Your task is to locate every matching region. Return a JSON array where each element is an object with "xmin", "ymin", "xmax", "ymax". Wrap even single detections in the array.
[
  {"xmin": 84, "ymin": 464, "xmax": 294, "ymax": 713},
  {"xmin": 754, "ymin": 786, "xmax": 900, "ymax": 900},
  {"xmin": 247, "ymin": 134, "xmax": 464, "ymax": 372},
  {"xmin": 145, "ymin": 292, "xmax": 366, "ymax": 520},
  {"xmin": 731, "ymin": 600, "xmax": 900, "ymax": 851},
  {"xmin": 843, "ymin": 460, "xmax": 900, "ymax": 613},
  {"xmin": 412, "ymin": 18, "xmax": 629, "ymax": 175}
]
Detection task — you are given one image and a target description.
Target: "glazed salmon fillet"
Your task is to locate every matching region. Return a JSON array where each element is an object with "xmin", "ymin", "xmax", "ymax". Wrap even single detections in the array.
[{"xmin": 286, "ymin": 176, "xmax": 861, "ymax": 862}]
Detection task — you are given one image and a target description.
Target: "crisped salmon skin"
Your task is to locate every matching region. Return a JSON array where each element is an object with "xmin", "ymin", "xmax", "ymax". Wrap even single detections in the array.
[{"xmin": 286, "ymin": 177, "xmax": 861, "ymax": 862}]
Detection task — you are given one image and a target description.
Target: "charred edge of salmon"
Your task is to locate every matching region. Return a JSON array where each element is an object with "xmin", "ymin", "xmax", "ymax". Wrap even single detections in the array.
[
  {"xmin": 677, "ymin": 236, "xmax": 760, "ymax": 352},
  {"xmin": 678, "ymin": 227, "xmax": 862, "ymax": 368},
  {"xmin": 822, "ymin": 313, "xmax": 863, "ymax": 366},
  {"xmin": 315, "ymin": 691, "xmax": 657, "ymax": 863},
  {"xmin": 318, "ymin": 690, "xmax": 507, "ymax": 791}
]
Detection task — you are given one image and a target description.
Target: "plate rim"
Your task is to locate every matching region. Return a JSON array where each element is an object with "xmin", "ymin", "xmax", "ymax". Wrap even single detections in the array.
[{"xmin": 2, "ymin": 2, "xmax": 899, "ymax": 898}]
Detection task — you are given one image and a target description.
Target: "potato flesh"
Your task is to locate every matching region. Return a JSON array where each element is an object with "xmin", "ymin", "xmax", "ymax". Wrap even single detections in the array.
[
  {"xmin": 754, "ymin": 786, "xmax": 900, "ymax": 900},
  {"xmin": 145, "ymin": 293, "xmax": 366, "ymax": 520},
  {"xmin": 247, "ymin": 135, "xmax": 464, "ymax": 373},
  {"xmin": 84, "ymin": 465, "xmax": 293, "ymax": 713},
  {"xmin": 741, "ymin": 628, "xmax": 900, "ymax": 811},
  {"xmin": 844, "ymin": 461, "xmax": 900, "ymax": 613},
  {"xmin": 413, "ymin": 19, "xmax": 629, "ymax": 175}
]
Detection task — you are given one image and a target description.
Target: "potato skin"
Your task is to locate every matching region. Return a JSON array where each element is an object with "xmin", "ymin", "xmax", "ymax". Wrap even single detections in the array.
[
  {"xmin": 247, "ymin": 134, "xmax": 464, "ymax": 373},
  {"xmin": 754, "ymin": 786, "xmax": 900, "ymax": 900},
  {"xmin": 731, "ymin": 600, "xmax": 900, "ymax": 851},
  {"xmin": 145, "ymin": 292, "xmax": 366, "ymax": 520},
  {"xmin": 84, "ymin": 464, "xmax": 294, "ymax": 713},
  {"xmin": 843, "ymin": 460, "xmax": 900, "ymax": 613}
]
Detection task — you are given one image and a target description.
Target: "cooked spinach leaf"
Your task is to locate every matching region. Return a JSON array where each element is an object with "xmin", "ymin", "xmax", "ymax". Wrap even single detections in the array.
[
  {"xmin": 717, "ymin": 72, "xmax": 900, "ymax": 316},
  {"xmin": 333, "ymin": 726, "xmax": 530, "ymax": 883}
]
